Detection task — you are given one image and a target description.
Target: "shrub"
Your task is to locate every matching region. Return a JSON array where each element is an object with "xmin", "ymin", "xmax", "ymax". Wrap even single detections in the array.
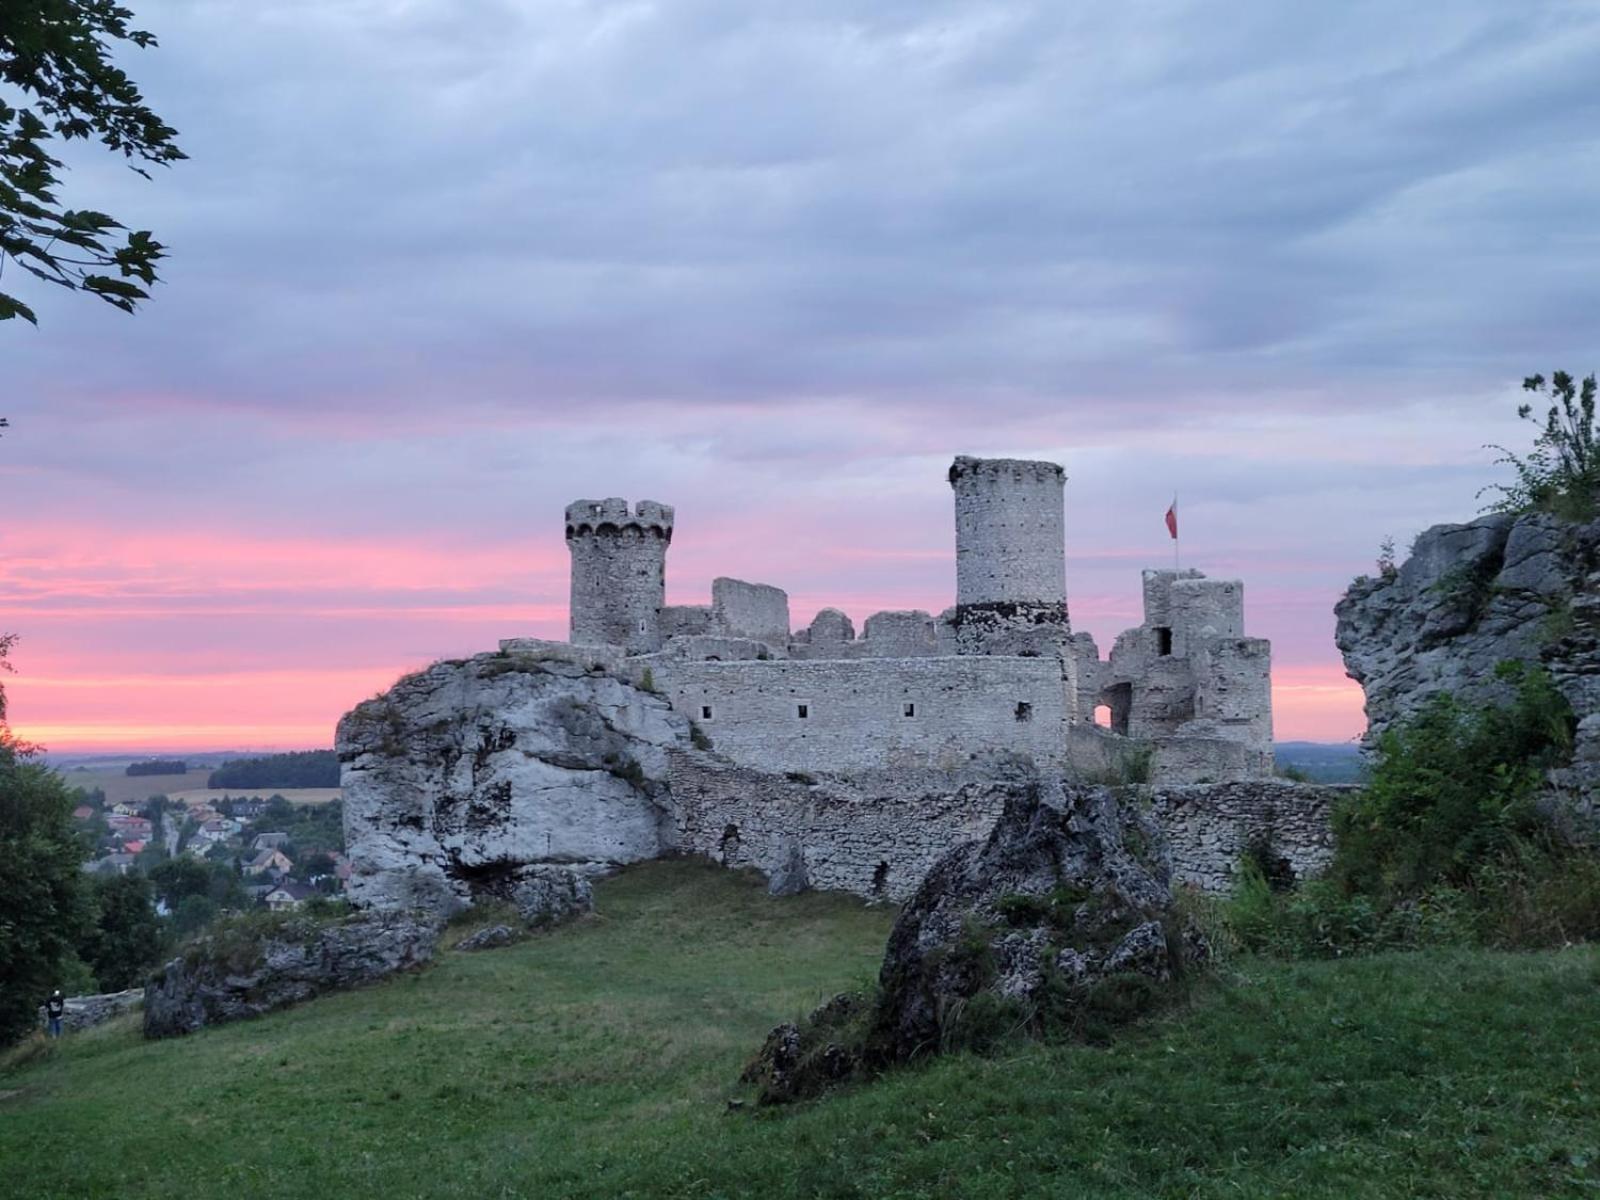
[
  {"xmin": 1329, "ymin": 662, "xmax": 1572, "ymax": 904},
  {"xmin": 1223, "ymin": 664, "xmax": 1597, "ymax": 955},
  {"xmin": 1481, "ymin": 370, "xmax": 1600, "ymax": 520}
]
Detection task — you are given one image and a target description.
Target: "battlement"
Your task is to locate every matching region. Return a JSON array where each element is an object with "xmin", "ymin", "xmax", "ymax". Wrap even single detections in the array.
[
  {"xmin": 565, "ymin": 498, "xmax": 675, "ymax": 541},
  {"xmin": 947, "ymin": 456, "xmax": 1065, "ymax": 487}
]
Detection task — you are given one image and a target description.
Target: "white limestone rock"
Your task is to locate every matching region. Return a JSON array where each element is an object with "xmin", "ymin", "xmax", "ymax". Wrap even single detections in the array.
[
  {"xmin": 337, "ymin": 652, "xmax": 692, "ymax": 915},
  {"xmin": 1336, "ymin": 509, "xmax": 1600, "ymax": 815}
]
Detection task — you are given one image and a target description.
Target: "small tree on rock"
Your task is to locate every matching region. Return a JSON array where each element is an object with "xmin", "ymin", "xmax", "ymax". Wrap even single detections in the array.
[{"xmin": 1482, "ymin": 371, "xmax": 1600, "ymax": 520}]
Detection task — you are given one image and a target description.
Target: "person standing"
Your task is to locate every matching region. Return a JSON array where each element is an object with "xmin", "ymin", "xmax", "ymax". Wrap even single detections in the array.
[{"xmin": 45, "ymin": 990, "xmax": 65, "ymax": 1039}]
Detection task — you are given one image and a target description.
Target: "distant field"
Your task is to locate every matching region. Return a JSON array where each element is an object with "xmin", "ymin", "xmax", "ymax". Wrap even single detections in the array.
[
  {"xmin": 60, "ymin": 766, "xmax": 340, "ymax": 808},
  {"xmin": 167, "ymin": 787, "xmax": 341, "ymax": 808},
  {"xmin": 60, "ymin": 766, "xmax": 217, "ymax": 806}
]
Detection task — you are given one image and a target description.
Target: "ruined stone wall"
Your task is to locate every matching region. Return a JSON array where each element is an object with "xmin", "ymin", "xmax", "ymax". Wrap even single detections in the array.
[
  {"xmin": 1191, "ymin": 637, "xmax": 1274, "ymax": 752},
  {"xmin": 565, "ymin": 499, "xmax": 673, "ymax": 653},
  {"xmin": 670, "ymin": 753, "xmax": 1340, "ymax": 900},
  {"xmin": 1170, "ymin": 578, "xmax": 1245, "ymax": 657},
  {"xmin": 660, "ymin": 604, "xmax": 712, "ymax": 638},
  {"xmin": 654, "ymin": 636, "xmax": 776, "ymax": 662},
  {"xmin": 652, "ymin": 655, "xmax": 1070, "ymax": 774},
  {"xmin": 1145, "ymin": 780, "xmax": 1346, "ymax": 892},
  {"xmin": 711, "ymin": 577, "xmax": 791, "ymax": 646},
  {"xmin": 860, "ymin": 610, "xmax": 940, "ymax": 656},
  {"xmin": 667, "ymin": 753, "xmax": 1013, "ymax": 901}
]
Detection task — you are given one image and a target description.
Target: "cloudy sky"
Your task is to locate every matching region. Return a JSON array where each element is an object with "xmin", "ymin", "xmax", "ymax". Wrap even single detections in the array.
[{"xmin": 5, "ymin": 0, "xmax": 1598, "ymax": 751}]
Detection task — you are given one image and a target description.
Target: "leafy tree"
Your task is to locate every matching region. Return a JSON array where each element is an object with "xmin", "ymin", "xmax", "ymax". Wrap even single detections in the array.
[
  {"xmin": 171, "ymin": 893, "xmax": 217, "ymax": 938},
  {"xmin": 147, "ymin": 855, "xmax": 208, "ymax": 909},
  {"xmin": 0, "ymin": 0, "xmax": 185, "ymax": 324},
  {"xmin": 1483, "ymin": 371, "xmax": 1600, "ymax": 520},
  {"xmin": 149, "ymin": 854, "xmax": 245, "ymax": 911},
  {"xmin": 80, "ymin": 871, "xmax": 160, "ymax": 989},
  {"xmin": 0, "ymin": 745, "xmax": 93, "ymax": 1044}
]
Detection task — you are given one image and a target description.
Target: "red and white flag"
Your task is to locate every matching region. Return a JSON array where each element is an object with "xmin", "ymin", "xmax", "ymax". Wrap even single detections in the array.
[{"xmin": 1165, "ymin": 497, "xmax": 1178, "ymax": 540}]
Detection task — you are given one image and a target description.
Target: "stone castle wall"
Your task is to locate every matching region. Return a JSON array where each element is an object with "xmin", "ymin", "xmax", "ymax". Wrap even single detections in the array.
[
  {"xmin": 649, "ymin": 654, "xmax": 1070, "ymax": 774},
  {"xmin": 667, "ymin": 752, "xmax": 1008, "ymax": 902},
  {"xmin": 668, "ymin": 750, "xmax": 1340, "ymax": 900},
  {"xmin": 711, "ymin": 577, "xmax": 791, "ymax": 646},
  {"xmin": 1146, "ymin": 780, "xmax": 1345, "ymax": 892}
]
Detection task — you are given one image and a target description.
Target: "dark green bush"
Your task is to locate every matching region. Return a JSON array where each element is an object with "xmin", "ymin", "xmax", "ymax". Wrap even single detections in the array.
[
  {"xmin": 1225, "ymin": 664, "xmax": 1598, "ymax": 954},
  {"xmin": 1329, "ymin": 662, "xmax": 1572, "ymax": 904}
]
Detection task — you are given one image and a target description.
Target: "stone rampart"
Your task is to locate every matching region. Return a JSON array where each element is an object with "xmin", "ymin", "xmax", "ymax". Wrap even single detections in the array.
[
  {"xmin": 669, "ymin": 753, "xmax": 1340, "ymax": 900},
  {"xmin": 653, "ymin": 655, "xmax": 1069, "ymax": 774},
  {"xmin": 667, "ymin": 752, "xmax": 1012, "ymax": 901}
]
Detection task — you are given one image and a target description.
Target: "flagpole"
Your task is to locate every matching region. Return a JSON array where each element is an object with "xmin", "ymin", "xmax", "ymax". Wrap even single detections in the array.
[{"xmin": 1173, "ymin": 494, "xmax": 1180, "ymax": 570}]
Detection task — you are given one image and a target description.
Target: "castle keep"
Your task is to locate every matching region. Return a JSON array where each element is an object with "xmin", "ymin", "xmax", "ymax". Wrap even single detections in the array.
[{"xmin": 542, "ymin": 454, "xmax": 1275, "ymax": 785}]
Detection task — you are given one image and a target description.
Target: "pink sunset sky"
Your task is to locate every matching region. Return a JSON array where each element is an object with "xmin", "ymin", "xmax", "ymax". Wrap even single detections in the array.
[{"xmin": 5, "ymin": 2, "xmax": 1598, "ymax": 753}]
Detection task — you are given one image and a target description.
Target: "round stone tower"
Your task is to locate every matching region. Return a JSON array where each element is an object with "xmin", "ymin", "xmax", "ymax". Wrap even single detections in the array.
[
  {"xmin": 565, "ymin": 498, "xmax": 674, "ymax": 653},
  {"xmin": 947, "ymin": 455, "xmax": 1069, "ymax": 654}
]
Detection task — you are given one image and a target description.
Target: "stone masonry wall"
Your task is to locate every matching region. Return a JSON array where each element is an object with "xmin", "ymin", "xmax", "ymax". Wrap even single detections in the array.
[
  {"xmin": 651, "ymin": 655, "xmax": 1070, "ymax": 774},
  {"xmin": 711, "ymin": 577, "xmax": 791, "ymax": 646},
  {"xmin": 667, "ymin": 752, "xmax": 1011, "ymax": 902},
  {"xmin": 669, "ymin": 752, "xmax": 1340, "ymax": 900},
  {"xmin": 1146, "ymin": 780, "xmax": 1345, "ymax": 892}
]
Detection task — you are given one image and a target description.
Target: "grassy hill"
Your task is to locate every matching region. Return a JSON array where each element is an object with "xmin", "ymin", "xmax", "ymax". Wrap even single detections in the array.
[{"xmin": 3, "ymin": 861, "xmax": 1598, "ymax": 1199}]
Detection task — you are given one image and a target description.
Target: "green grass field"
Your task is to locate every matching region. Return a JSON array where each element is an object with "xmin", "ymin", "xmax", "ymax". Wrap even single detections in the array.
[{"xmin": 4, "ymin": 860, "xmax": 1598, "ymax": 1199}]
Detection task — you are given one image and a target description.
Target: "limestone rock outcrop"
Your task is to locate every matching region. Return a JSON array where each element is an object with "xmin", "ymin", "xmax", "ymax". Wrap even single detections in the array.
[
  {"xmin": 338, "ymin": 649, "xmax": 692, "ymax": 915},
  {"xmin": 873, "ymin": 778, "xmax": 1204, "ymax": 1061},
  {"xmin": 743, "ymin": 776, "xmax": 1206, "ymax": 1102},
  {"xmin": 143, "ymin": 912, "xmax": 437, "ymax": 1038},
  {"xmin": 1336, "ymin": 510, "xmax": 1600, "ymax": 807}
]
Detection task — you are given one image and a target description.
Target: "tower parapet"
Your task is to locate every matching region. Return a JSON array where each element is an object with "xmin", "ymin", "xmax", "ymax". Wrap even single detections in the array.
[
  {"xmin": 947, "ymin": 455, "xmax": 1069, "ymax": 654},
  {"xmin": 566, "ymin": 498, "xmax": 674, "ymax": 653}
]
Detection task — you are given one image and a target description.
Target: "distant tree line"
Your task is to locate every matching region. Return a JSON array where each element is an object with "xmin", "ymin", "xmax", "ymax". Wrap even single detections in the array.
[
  {"xmin": 207, "ymin": 750, "xmax": 339, "ymax": 790},
  {"xmin": 125, "ymin": 759, "xmax": 188, "ymax": 777}
]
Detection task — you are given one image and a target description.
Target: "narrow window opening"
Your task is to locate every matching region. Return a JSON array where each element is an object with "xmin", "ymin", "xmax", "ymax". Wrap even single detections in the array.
[
  {"xmin": 903, "ymin": 702, "xmax": 916, "ymax": 718},
  {"xmin": 1155, "ymin": 627, "xmax": 1173, "ymax": 656},
  {"xmin": 700, "ymin": 705, "xmax": 713, "ymax": 721},
  {"xmin": 871, "ymin": 861, "xmax": 889, "ymax": 898},
  {"xmin": 796, "ymin": 703, "xmax": 809, "ymax": 719},
  {"xmin": 1093, "ymin": 704, "xmax": 1112, "ymax": 728},
  {"xmin": 1015, "ymin": 701, "xmax": 1033, "ymax": 723}
]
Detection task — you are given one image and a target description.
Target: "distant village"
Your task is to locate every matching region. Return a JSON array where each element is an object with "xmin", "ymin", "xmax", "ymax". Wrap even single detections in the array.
[{"xmin": 72, "ymin": 753, "xmax": 347, "ymax": 914}]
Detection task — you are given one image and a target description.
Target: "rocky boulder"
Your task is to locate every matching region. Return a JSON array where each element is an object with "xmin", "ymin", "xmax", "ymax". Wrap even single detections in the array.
[
  {"xmin": 143, "ymin": 912, "xmax": 438, "ymax": 1038},
  {"xmin": 743, "ymin": 777, "xmax": 1206, "ymax": 1102},
  {"xmin": 1336, "ymin": 510, "xmax": 1600, "ymax": 810},
  {"xmin": 454, "ymin": 924, "xmax": 519, "ymax": 952},
  {"xmin": 873, "ymin": 779, "xmax": 1203, "ymax": 1062},
  {"xmin": 338, "ymin": 648, "xmax": 692, "ymax": 916}
]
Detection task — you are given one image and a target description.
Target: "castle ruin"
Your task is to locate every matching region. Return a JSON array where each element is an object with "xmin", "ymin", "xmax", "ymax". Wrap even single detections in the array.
[
  {"xmin": 340, "ymin": 453, "xmax": 1312, "ymax": 914},
  {"xmin": 545, "ymin": 454, "xmax": 1274, "ymax": 785}
]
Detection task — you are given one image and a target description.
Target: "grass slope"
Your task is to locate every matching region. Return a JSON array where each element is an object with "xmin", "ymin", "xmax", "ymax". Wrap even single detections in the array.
[{"xmin": 3, "ymin": 860, "xmax": 1598, "ymax": 1199}]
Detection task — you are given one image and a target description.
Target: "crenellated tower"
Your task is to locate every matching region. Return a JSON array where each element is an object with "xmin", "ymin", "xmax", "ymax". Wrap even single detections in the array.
[
  {"xmin": 946, "ymin": 456, "xmax": 1070, "ymax": 655},
  {"xmin": 565, "ymin": 498, "xmax": 674, "ymax": 653}
]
